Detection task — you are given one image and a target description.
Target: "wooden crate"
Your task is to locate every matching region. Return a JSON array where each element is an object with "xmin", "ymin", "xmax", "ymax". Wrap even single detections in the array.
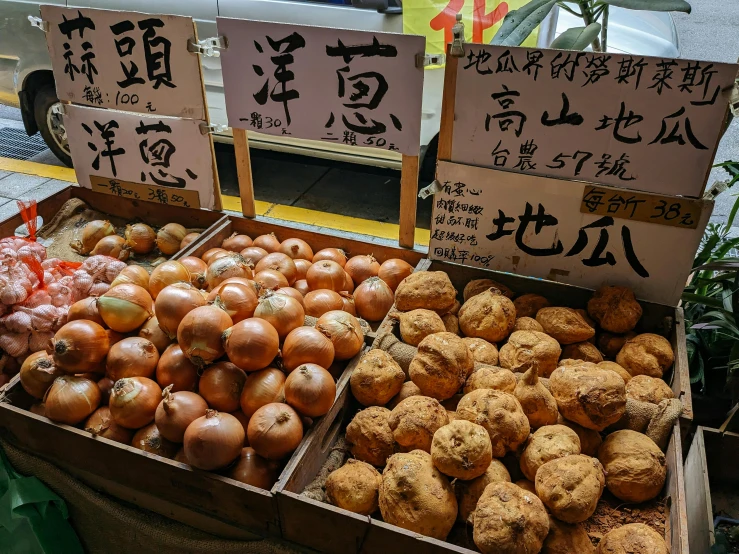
[
  {"xmin": 0, "ymin": 351, "xmax": 362, "ymax": 539},
  {"xmin": 685, "ymin": 426, "xmax": 739, "ymax": 553}
]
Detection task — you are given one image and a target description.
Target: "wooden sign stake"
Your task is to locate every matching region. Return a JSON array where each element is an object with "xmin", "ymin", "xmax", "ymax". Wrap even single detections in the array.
[
  {"xmin": 399, "ymin": 155, "xmax": 419, "ymax": 248},
  {"xmin": 233, "ymin": 129, "xmax": 256, "ymax": 218}
]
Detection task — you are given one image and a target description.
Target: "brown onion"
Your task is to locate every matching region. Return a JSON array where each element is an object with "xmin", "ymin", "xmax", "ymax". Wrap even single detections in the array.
[
  {"xmin": 184, "ymin": 410, "xmax": 245, "ymax": 470},
  {"xmin": 223, "ymin": 318, "xmax": 280, "ymax": 372},
  {"xmin": 306, "ymin": 260, "xmax": 345, "ymax": 292},
  {"xmin": 109, "ymin": 376, "xmax": 162, "ymax": 429},
  {"xmin": 217, "ymin": 277, "xmax": 259, "ymax": 292},
  {"xmin": 254, "ymin": 292, "xmax": 304, "ymax": 340},
  {"xmin": 132, "ymin": 423, "xmax": 178, "ymax": 458},
  {"xmin": 30, "ymin": 403, "xmax": 46, "ymax": 417},
  {"xmin": 247, "ymin": 403, "xmax": 303, "ymax": 460},
  {"xmin": 378, "ymin": 258, "xmax": 413, "ymax": 291},
  {"xmin": 84, "ymin": 406, "xmax": 133, "ymax": 444},
  {"xmin": 275, "ymin": 287, "xmax": 304, "ymax": 307},
  {"xmin": 293, "ymin": 279, "xmax": 310, "ymax": 296},
  {"xmin": 67, "ymin": 297, "xmax": 105, "ymax": 326},
  {"xmin": 125, "ymin": 223, "xmax": 156, "ymax": 255},
  {"xmin": 345, "ymin": 255, "xmax": 379, "ymax": 286},
  {"xmin": 294, "ymin": 259, "xmax": 312, "ymax": 281},
  {"xmin": 106, "ymin": 330, "xmax": 125, "ymax": 348},
  {"xmin": 305, "ymin": 289, "xmax": 345, "ymax": 318},
  {"xmin": 20, "ymin": 351, "xmax": 60, "ymax": 399},
  {"xmin": 343, "ymin": 271, "xmax": 355, "ymax": 293},
  {"xmin": 91, "ymin": 235, "xmax": 129, "ymax": 261},
  {"xmin": 106, "ymin": 337, "xmax": 159, "ymax": 381},
  {"xmin": 279, "ymin": 238, "xmax": 313, "ymax": 261},
  {"xmin": 71, "ymin": 220, "xmax": 115, "ymax": 254},
  {"xmin": 177, "ymin": 305, "xmax": 233, "ymax": 367},
  {"xmin": 155, "ymin": 385, "xmax": 208, "ymax": 442},
  {"xmin": 284, "ymin": 364, "xmax": 335, "ymax": 418},
  {"xmin": 174, "ymin": 448, "xmax": 189, "ymax": 464},
  {"xmin": 110, "ymin": 265, "xmax": 150, "ymax": 291},
  {"xmin": 313, "ymin": 248, "xmax": 346, "ymax": 267},
  {"xmin": 255, "ymin": 269, "xmax": 289, "ymax": 290},
  {"xmin": 202, "ymin": 247, "xmax": 228, "ymax": 265},
  {"xmin": 156, "ymin": 223, "xmax": 187, "ymax": 255},
  {"xmin": 281, "ymin": 327, "xmax": 334, "ymax": 372},
  {"xmin": 206, "ymin": 253, "xmax": 254, "ymax": 290},
  {"xmin": 138, "ymin": 317, "xmax": 172, "ymax": 353},
  {"xmin": 97, "ymin": 283, "xmax": 153, "ymax": 332},
  {"xmin": 228, "ymin": 447, "xmax": 279, "ymax": 489},
  {"xmin": 222, "ymin": 234, "xmax": 253, "ymax": 252},
  {"xmin": 179, "ymin": 256, "xmax": 208, "ymax": 288},
  {"xmin": 240, "ymin": 367, "xmax": 286, "ymax": 418},
  {"xmin": 97, "ymin": 377, "xmax": 114, "ymax": 405},
  {"xmin": 44, "ymin": 375, "xmax": 101, "ymax": 425},
  {"xmin": 354, "ymin": 276, "xmax": 394, "ymax": 322},
  {"xmin": 231, "ymin": 410, "xmax": 251, "ymax": 446},
  {"xmin": 339, "ymin": 292, "xmax": 356, "ymax": 315},
  {"xmin": 149, "ymin": 260, "xmax": 191, "ymax": 299},
  {"xmin": 52, "ymin": 320, "xmax": 110, "ymax": 373},
  {"xmin": 157, "ymin": 344, "xmax": 199, "ymax": 392},
  {"xmin": 180, "ymin": 232, "xmax": 200, "ymax": 250},
  {"xmin": 316, "ymin": 311, "xmax": 364, "ymax": 360},
  {"xmin": 208, "ymin": 282, "xmax": 259, "ymax": 323},
  {"xmin": 155, "ymin": 282, "xmax": 206, "ymax": 338},
  {"xmin": 253, "ymin": 233, "xmax": 281, "ymax": 253},
  {"xmin": 255, "ymin": 252, "xmax": 297, "ymax": 285},
  {"xmin": 199, "ymin": 362, "xmax": 247, "ymax": 413}
]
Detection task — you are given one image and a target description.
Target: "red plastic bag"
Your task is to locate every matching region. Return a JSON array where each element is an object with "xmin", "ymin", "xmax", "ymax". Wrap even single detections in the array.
[{"xmin": 17, "ymin": 200, "xmax": 38, "ymax": 242}]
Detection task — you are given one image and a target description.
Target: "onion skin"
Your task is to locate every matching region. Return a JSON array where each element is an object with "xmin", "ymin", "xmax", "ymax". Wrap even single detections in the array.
[
  {"xmin": 97, "ymin": 283, "xmax": 153, "ymax": 332},
  {"xmin": 281, "ymin": 327, "xmax": 335, "ymax": 372},
  {"xmin": 353, "ymin": 277, "xmax": 394, "ymax": 322},
  {"xmin": 177, "ymin": 305, "xmax": 233, "ymax": 367},
  {"xmin": 91, "ymin": 235, "xmax": 129, "ymax": 261},
  {"xmin": 202, "ymin": 248, "xmax": 228, "ymax": 265},
  {"xmin": 248, "ymin": 403, "xmax": 303, "ymax": 460},
  {"xmin": 255, "ymin": 269, "xmax": 289, "ymax": 290},
  {"xmin": 155, "ymin": 385, "xmax": 208, "ymax": 443},
  {"xmin": 339, "ymin": 292, "xmax": 356, "ymax": 316},
  {"xmin": 71, "ymin": 220, "xmax": 115, "ymax": 255},
  {"xmin": 20, "ymin": 351, "xmax": 60, "ymax": 399},
  {"xmin": 149, "ymin": 261, "xmax": 191, "ymax": 299},
  {"xmin": 294, "ymin": 259, "xmax": 312, "ymax": 281},
  {"xmin": 138, "ymin": 317, "xmax": 172, "ymax": 353},
  {"xmin": 240, "ymin": 246, "xmax": 269, "ymax": 266},
  {"xmin": 223, "ymin": 318, "xmax": 280, "ymax": 372},
  {"xmin": 109, "ymin": 376, "xmax": 162, "ymax": 429},
  {"xmin": 208, "ymin": 282, "xmax": 259, "ymax": 323},
  {"xmin": 180, "ymin": 232, "xmax": 200, "ymax": 250},
  {"xmin": 293, "ymin": 280, "xmax": 310, "ymax": 296},
  {"xmin": 156, "ymin": 344, "xmax": 199, "ymax": 392},
  {"xmin": 155, "ymin": 282, "xmax": 207, "ymax": 339},
  {"xmin": 255, "ymin": 252, "xmax": 297, "ymax": 285},
  {"xmin": 84, "ymin": 406, "xmax": 133, "ymax": 444},
  {"xmin": 306, "ymin": 260, "xmax": 345, "ymax": 292},
  {"xmin": 199, "ymin": 362, "xmax": 247, "ymax": 413},
  {"xmin": 345, "ymin": 255, "xmax": 380, "ymax": 286},
  {"xmin": 313, "ymin": 248, "xmax": 346, "ymax": 267},
  {"xmin": 110, "ymin": 265, "xmax": 150, "ymax": 291},
  {"xmin": 254, "ymin": 292, "xmax": 305, "ymax": 340},
  {"xmin": 275, "ymin": 287, "xmax": 304, "ymax": 308},
  {"xmin": 106, "ymin": 337, "xmax": 159, "ymax": 381},
  {"xmin": 131, "ymin": 423, "xmax": 178, "ymax": 458},
  {"xmin": 240, "ymin": 368, "xmax": 286, "ymax": 418},
  {"xmin": 253, "ymin": 233, "xmax": 281, "ymax": 253},
  {"xmin": 125, "ymin": 223, "xmax": 156, "ymax": 255},
  {"xmin": 343, "ymin": 271, "xmax": 355, "ymax": 293},
  {"xmin": 284, "ymin": 364, "xmax": 336, "ymax": 418},
  {"xmin": 30, "ymin": 403, "xmax": 47, "ymax": 417},
  {"xmin": 156, "ymin": 223, "xmax": 187, "ymax": 255},
  {"xmin": 67, "ymin": 297, "xmax": 105, "ymax": 326},
  {"xmin": 231, "ymin": 410, "xmax": 251, "ymax": 446},
  {"xmin": 44, "ymin": 375, "xmax": 101, "ymax": 425},
  {"xmin": 304, "ymin": 289, "xmax": 344, "ymax": 318},
  {"xmin": 106, "ymin": 329, "xmax": 126, "ymax": 348},
  {"xmin": 179, "ymin": 256, "xmax": 208, "ymax": 289},
  {"xmin": 279, "ymin": 238, "xmax": 314, "ymax": 262},
  {"xmin": 97, "ymin": 377, "xmax": 114, "ymax": 405},
  {"xmin": 228, "ymin": 447, "xmax": 279, "ymax": 489},
  {"xmin": 184, "ymin": 410, "xmax": 245, "ymax": 470},
  {"xmin": 52, "ymin": 320, "xmax": 110, "ymax": 373},
  {"xmin": 378, "ymin": 259, "xmax": 413, "ymax": 292},
  {"xmin": 222, "ymin": 234, "xmax": 253, "ymax": 252},
  {"xmin": 206, "ymin": 254, "xmax": 254, "ymax": 290},
  {"xmin": 316, "ymin": 311, "xmax": 364, "ymax": 361}
]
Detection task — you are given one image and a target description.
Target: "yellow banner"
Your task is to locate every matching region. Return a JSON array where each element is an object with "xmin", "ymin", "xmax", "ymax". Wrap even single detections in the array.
[{"xmin": 404, "ymin": 0, "xmax": 539, "ymax": 62}]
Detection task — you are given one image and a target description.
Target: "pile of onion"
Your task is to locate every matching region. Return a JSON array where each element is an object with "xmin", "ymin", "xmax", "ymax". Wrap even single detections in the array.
[
  {"xmin": 208, "ymin": 282, "xmax": 259, "ymax": 323},
  {"xmin": 255, "ymin": 253, "xmax": 297, "ymax": 285},
  {"xmin": 222, "ymin": 234, "xmax": 253, "ymax": 252},
  {"xmin": 20, "ymin": 351, "xmax": 60, "ymax": 399},
  {"xmin": 199, "ymin": 362, "xmax": 246, "ymax": 412},
  {"xmin": 345, "ymin": 255, "xmax": 379, "ymax": 286},
  {"xmin": 254, "ymin": 291, "xmax": 304, "ymax": 340},
  {"xmin": 125, "ymin": 223, "xmax": 156, "ymax": 255},
  {"xmin": 284, "ymin": 363, "xmax": 336, "ymax": 418},
  {"xmin": 97, "ymin": 284, "xmax": 153, "ymax": 332},
  {"xmin": 202, "ymin": 248, "xmax": 228, "ymax": 265},
  {"xmin": 247, "ymin": 402, "xmax": 303, "ymax": 460},
  {"xmin": 223, "ymin": 318, "xmax": 280, "ymax": 372},
  {"xmin": 184, "ymin": 410, "xmax": 245, "ymax": 470},
  {"xmin": 179, "ymin": 256, "xmax": 208, "ymax": 289},
  {"xmin": 306, "ymin": 260, "xmax": 345, "ymax": 292},
  {"xmin": 67, "ymin": 297, "xmax": 105, "ymax": 325},
  {"xmin": 316, "ymin": 311, "xmax": 364, "ymax": 360},
  {"xmin": 71, "ymin": 220, "xmax": 115, "ymax": 255},
  {"xmin": 109, "ymin": 376, "xmax": 162, "ymax": 429},
  {"xmin": 155, "ymin": 385, "xmax": 208, "ymax": 442},
  {"xmin": 132, "ymin": 423, "xmax": 179, "ymax": 458},
  {"xmin": 110, "ymin": 265, "xmax": 150, "ymax": 291},
  {"xmin": 177, "ymin": 306, "xmax": 233, "ymax": 367},
  {"xmin": 84, "ymin": 406, "xmax": 133, "ymax": 444},
  {"xmin": 240, "ymin": 246, "xmax": 269, "ymax": 265},
  {"xmin": 149, "ymin": 260, "xmax": 191, "ymax": 299},
  {"xmin": 44, "ymin": 375, "xmax": 101, "ymax": 425},
  {"xmin": 254, "ymin": 269, "xmax": 289, "ymax": 289},
  {"xmin": 253, "ymin": 233, "xmax": 281, "ymax": 253},
  {"xmin": 240, "ymin": 367, "xmax": 286, "ymax": 418},
  {"xmin": 138, "ymin": 317, "xmax": 172, "ymax": 353},
  {"xmin": 279, "ymin": 238, "xmax": 313, "ymax": 261},
  {"xmin": 157, "ymin": 223, "xmax": 187, "ymax": 255},
  {"xmin": 281, "ymin": 327, "xmax": 335, "ymax": 371},
  {"xmin": 313, "ymin": 248, "xmax": 346, "ymax": 267},
  {"xmin": 206, "ymin": 254, "xmax": 254, "ymax": 290},
  {"xmin": 156, "ymin": 344, "xmax": 199, "ymax": 392},
  {"xmin": 228, "ymin": 447, "xmax": 279, "ymax": 489},
  {"xmin": 353, "ymin": 277, "xmax": 394, "ymax": 322},
  {"xmin": 52, "ymin": 320, "xmax": 110, "ymax": 373},
  {"xmin": 180, "ymin": 232, "xmax": 200, "ymax": 250},
  {"xmin": 155, "ymin": 282, "xmax": 206, "ymax": 338},
  {"xmin": 106, "ymin": 337, "xmax": 159, "ymax": 381},
  {"xmin": 92, "ymin": 235, "xmax": 129, "ymax": 261},
  {"xmin": 378, "ymin": 258, "xmax": 413, "ymax": 291}
]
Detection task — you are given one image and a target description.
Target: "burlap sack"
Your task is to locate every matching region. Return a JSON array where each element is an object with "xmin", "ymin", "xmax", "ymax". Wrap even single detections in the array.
[{"xmin": 0, "ymin": 438, "xmax": 308, "ymax": 554}]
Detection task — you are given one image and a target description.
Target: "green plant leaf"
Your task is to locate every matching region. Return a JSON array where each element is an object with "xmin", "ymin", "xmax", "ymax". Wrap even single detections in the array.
[
  {"xmin": 491, "ymin": 0, "xmax": 558, "ymax": 46},
  {"xmin": 601, "ymin": 0, "xmax": 691, "ymax": 13},
  {"xmin": 550, "ymin": 23, "xmax": 602, "ymax": 50},
  {"xmin": 682, "ymin": 292, "xmax": 726, "ymax": 310}
]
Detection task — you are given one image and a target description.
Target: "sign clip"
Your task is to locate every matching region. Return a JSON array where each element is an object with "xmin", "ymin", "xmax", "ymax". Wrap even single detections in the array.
[
  {"xmin": 703, "ymin": 180, "xmax": 729, "ymax": 200},
  {"xmin": 416, "ymin": 53, "xmax": 446, "ymax": 68},
  {"xmin": 188, "ymin": 36, "xmax": 228, "ymax": 57},
  {"xmin": 199, "ymin": 123, "xmax": 227, "ymax": 135},
  {"xmin": 730, "ymin": 65, "xmax": 739, "ymax": 117},
  {"xmin": 450, "ymin": 13, "xmax": 465, "ymax": 58},
  {"xmin": 418, "ymin": 180, "xmax": 443, "ymax": 199},
  {"xmin": 28, "ymin": 15, "xmax": 48, "ymax": 32}
]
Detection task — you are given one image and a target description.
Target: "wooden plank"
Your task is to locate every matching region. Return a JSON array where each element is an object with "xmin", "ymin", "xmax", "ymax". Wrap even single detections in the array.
[
  {"xmin": 685, "ymin": 428, "xmax": 713, "ymax": 553},
  {"xmin": 362, "ymin": 520, "xmax": 471, "ymax": 554},
  {"xmin": 437, "ymin": 52, "xmax": 459, "ymax": 162},
  {"xmin": 665, "ymin": 424, "xmax": 690, "ymax": 554},
  {"xmin": 399, "ymin": 155, "xmax": 419, "ymax": 248},
  {"xmin": 673, "ymin": 307, "xmax": 694, "ymax": 424},
  {"xmin": 233, "ymin": 128, "xmax": 256, "ymax": 218}
]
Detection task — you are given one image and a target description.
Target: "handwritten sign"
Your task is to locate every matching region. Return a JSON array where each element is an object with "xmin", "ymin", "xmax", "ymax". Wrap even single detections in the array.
[
  {"xmin": 65, "ymin": 104, "xmax": 215, "ymax": 209},
  {"xmin": 449, "ymin": 44, "xmax": 737, "ymax": 197},
  {"xmin": 429, "ymin": 161, "xmax": 712, "ymax": 306},
  {"xmin": 41, "ymin": 5, "xmax": 205, "ymax": 119},
  {"xmin": 580, "ymin": 185, "xmax": 702, "ymax": 229},
  {"xmin": 217, "ymin": 18, "xmax": 425, "ymax": 155},
  {"xmin": 89, "ymin": 176, "xmax": 201, "ymax": 208}
]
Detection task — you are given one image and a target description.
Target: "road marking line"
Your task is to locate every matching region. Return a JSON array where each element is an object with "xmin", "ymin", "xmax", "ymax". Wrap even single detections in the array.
[{"xmin": 0, "ymin": 156, "xmax": 430, "ymax": 247}]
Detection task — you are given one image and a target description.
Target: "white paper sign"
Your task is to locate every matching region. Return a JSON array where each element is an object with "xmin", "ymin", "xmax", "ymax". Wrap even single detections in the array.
[
  {"xmin": 429, "ymin": 161, "xmax": 713, "ymax": 306},
  {"xmin": 41, "ymin": 5, "xmax": 205, "ymax": 119},
  {"xmin": 217, "ymin": 18, "xmax": 425, "ymax": 156},
  {"xmin": 450, "ymin": 44, "xmax": 737, "ymax": 198},
  {"xmin": 64, "ymin": 104, "xmax": 215, "ymax": 209}
]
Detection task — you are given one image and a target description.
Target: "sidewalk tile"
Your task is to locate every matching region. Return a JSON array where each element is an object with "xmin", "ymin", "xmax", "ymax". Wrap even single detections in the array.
[
  {"xmin": 0, "ymin": 173, "xmax": 50, "ymax": 199},
  {"xmin": 20, "ymin": 179, "xmax": 70, "ymax": 202},
  {"xmin": 0, "ymin": 171, "xmax": 9, "ymax": 181}
]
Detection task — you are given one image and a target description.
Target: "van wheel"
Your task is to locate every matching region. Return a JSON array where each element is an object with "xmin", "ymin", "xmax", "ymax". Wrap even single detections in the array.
[{"xmin": 34, "ymin": 85, "xmax": 73, "ymax": 167}]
